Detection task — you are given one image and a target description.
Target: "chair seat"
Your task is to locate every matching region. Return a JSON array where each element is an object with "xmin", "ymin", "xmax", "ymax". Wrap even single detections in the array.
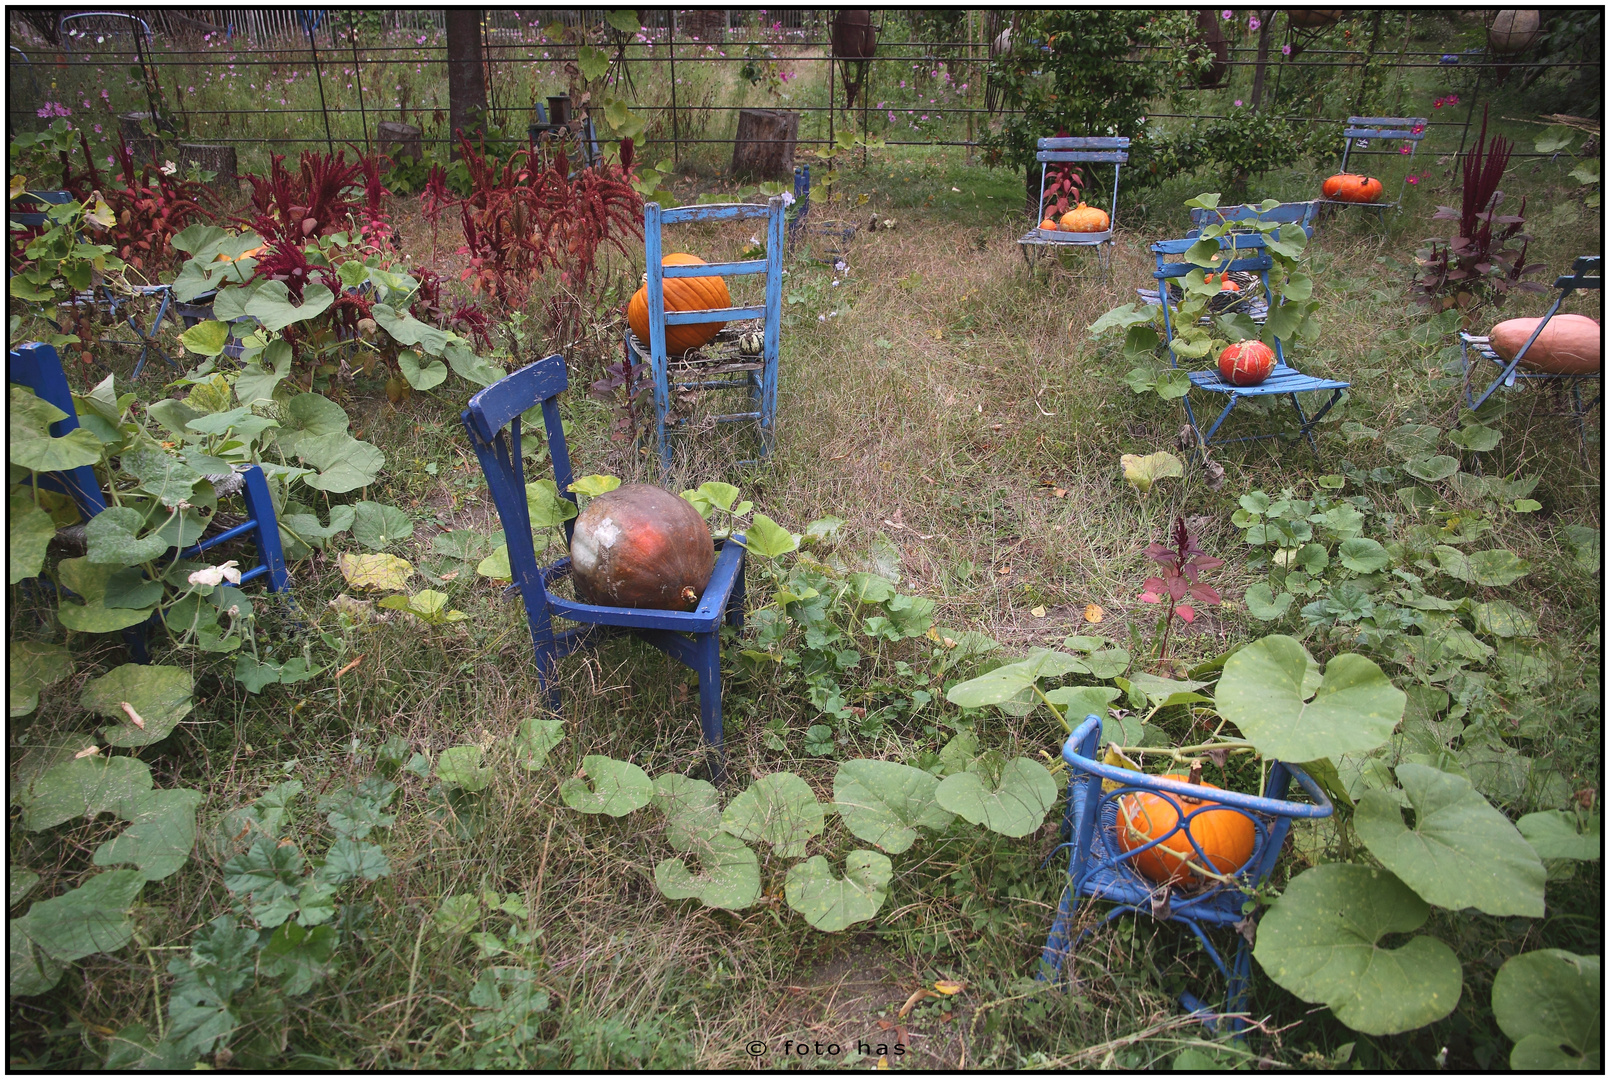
[
  {"xmin": 1019, "ymin": 228, "xmax": 1112, "ymax": 247},
  {"xmin": 538, "ymin": 537, "xmax": 746, "ymax": 634},
  {"xmin": 1187, "ymin": 362, "xmax": 1349, "ymax": 396}
]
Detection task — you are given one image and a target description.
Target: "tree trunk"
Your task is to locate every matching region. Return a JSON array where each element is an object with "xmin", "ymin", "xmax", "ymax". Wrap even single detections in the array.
[
  {"xmin": 1249, "ymin": 10, "xmax": 1274, "ymax": 110},
  {"xmin": 730, "ymin": 109, "xmax": 799, "ymax": 180},
  {"xmin": 177, "ymin": 143, "xmax": 238, "ymax": 197},
  {"xmin": 445, "ymin": 9, "xmax": 487, "ymax": 158},
  {"xmin": 377, "ymin": 121, "xmax": 422, "ymax": 163}
]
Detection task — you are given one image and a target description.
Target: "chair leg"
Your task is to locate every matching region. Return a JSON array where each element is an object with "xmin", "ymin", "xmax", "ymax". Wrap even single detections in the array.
[
  {"xmin": 694, "ymin": 631, "xmax": 726, "ymax": 785},
  {"xmin": 725, "ymin": 561, "xmax": 746, "ymax": 632},
  {"xmin": 238, "ymin": 466, "xmax": 292, "ymax": 596},
  {"xmin": 1288, "ymin": 394, "xmax": 1318, "ymax": 456},
  {"xmin": 1037, "ymin": 882, "xmax": 1078, "ymax": 981}
]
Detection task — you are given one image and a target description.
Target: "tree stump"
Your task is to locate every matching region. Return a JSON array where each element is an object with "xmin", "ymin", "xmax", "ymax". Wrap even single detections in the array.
[
  {"xmin": 377, "ymin": 121, "xmax": 422, "ymax": 164},
  {"xmin": 118, "ymin": 112, "xmax": 168, "ymax": 168},
  {"xmin": 177, "ymin": 143, "xmax": 238, "ymax": 197},
  {"xmin": 730, "ymin": 109, "xmax": 798, "ymax": 181}
]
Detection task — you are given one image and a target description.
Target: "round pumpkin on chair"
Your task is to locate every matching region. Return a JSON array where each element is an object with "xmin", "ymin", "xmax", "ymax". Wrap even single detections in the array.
[
  {"xmin": 627, "ymin": 254, "xmax": 732, "ymax": 354},
  {"xmin": 570, "ymin": 484, "xmax": 716, "ymax": 611},
  {"xmin": 1218, "ymin": 340, "xmax": 1276, "ymax": 386},
  {"xmin": 1321, "ymin": 173, "xmax": 1385, "ymax": 203},
  {"xmin": 1114, "ymin": 774, "xmax": 1256, "ymax": 887},
  {"xmin": 1059, "ymin": 203, "xmax": 1110, "ymax": 232}
]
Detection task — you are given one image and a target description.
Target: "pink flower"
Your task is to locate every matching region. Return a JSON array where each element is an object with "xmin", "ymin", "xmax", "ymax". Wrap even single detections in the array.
[
  {"xmin": 1447, "ymin": 94, "xmax": 1460, "ymax": 104},
  {"xmin": 1221, "ymin": 9, "xmax": 1233, "ymax": 19},
  {"xmin": 1234, "ymin": 99, "xmax": 1243, "ymax": 107},
  {"xmin": 1248, "ymin": 16, "xmax": 1261, "ymax": 30},
  {"xmin": 93, "ymin": 123, "xmax": 102, "ymax": 133},
  {"xmin": 1400, "ymin": 146, "xmax": 1411, "ymax": 154},
  {"xmin": 1281, "ymin": 44, "xmax": 1291, "ymax": 56},
  {"xmin": 1434, "ymin": 100, "xmax": 1443, "ymax": 109},
  {"xmin": 1407, "ymin": 176, "xmax": 1419, "ymax": 185}
]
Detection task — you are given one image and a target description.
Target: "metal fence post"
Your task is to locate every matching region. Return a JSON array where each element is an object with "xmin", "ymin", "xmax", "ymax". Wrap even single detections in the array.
[{"xmin": 305, "ymin": 14, "xmax": 335, "ymax": 155}]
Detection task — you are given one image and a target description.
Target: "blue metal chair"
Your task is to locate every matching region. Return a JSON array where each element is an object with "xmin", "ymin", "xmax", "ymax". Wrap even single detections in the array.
[
  {"xmin": 8, "ymin": 190, "xmax": 179, "ymax": 377},
  {"xmin": 1460, "ymin": 255, "xmax": 1602, "ymax": 430},
  {"xmin": 461, "ymin": 354, "xmax": 748, "ymax": 782},
  {"xmin": 1154, "ymin": 234, "xmax": 1349, "ymax": 454},
  {"xmin": 1138, "ymin": 203, "xmax": 1319, "ymax": 327},
  {"xmin": 1040, "ymin": 716, "xmax": 1333, "ymax": 1033},
  {"xmin": 1317, "ymin": 116, "xmax": 1428, "ymax": 216},
  {"xmin": 627, "ymin": 197, "xmax": 785, "ymax": 473},
  {"xmin": 1017, "ymin": 136, "xmax": 1131, "ymax": 277}
]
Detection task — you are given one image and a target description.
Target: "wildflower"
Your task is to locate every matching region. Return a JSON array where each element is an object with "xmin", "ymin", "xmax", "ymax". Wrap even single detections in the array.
[
  {"xmin": 1221, "ymin": 9, "xmax": 1233, "ymax": 19},
  {"xmin": 1281, "ymin": 44, "xmax": 1291, "ymax": 56},
  {"xmin": 834, "ymin": 259, "xmax": 847, "ymax": 272},
  {"xmin": 1411, "ymin": 124, "xmax": 1426, "ymax": 134},
  {"xmin": 188, "ymin": 561, "xmax": 242, "ymax": 586},
  {"xmin": 161, "ymin": 160, "xmax": 178, "ymax": 175},
  {"xmin": 1407, "ymin": 176, "xmax": 1419, "ymax": 185},
  {"xmin": 780, "ymin": 191, "xmax": 795, "ymax": 206},
  {"xmin": 1447, "ymin": 94, "xmax": 1459, "ymax": 104},
  {"xmin": 1433, "ymin": 99, "xmax": 1443, "ymax": 109},
  {"xmin": 889, "ymin": 111, "xmax": 896, "ymax": 122},
  {"xmin": 818, "ymin": 314, "xmax": 827, "ymax": 322},
  {"xmin": 832, "ymin": 279, "xmax": 840, "ymax": 286},
  {"xmin": 1248, "ymin": 16, "xmax": 1261, "ymax": 30},
  {"xmin": 1234, "ymin": 99, "xmax": 1243, "ymax": 107},
  {"xmin": 959, "ymin": 83, "xmax": 968, "ymax": 91},
  {"xmin": 1400, "ymin": 146, "xmax": 1411, "ymax": 155},
  {"xmin": 93, "ymin": 123, "xmax": 101, "ymax": 133}
]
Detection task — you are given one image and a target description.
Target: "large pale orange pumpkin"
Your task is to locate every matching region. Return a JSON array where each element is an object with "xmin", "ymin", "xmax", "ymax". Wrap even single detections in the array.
[
  {"xmin": 1491, "ymin": 313, "xmax": 1601, "ymax": 375},
  {"xmin": 627, "ymin": 254, "xmax": 731, "ymax": 354},
  {"xmin": 1321, "ymin": 173, "xmax": 1384, "ymax": 203},
  {"xmin": 570, "ymin": 484, "xmax": 715, "ymax": 610},
  {"xmin": 1059, "ymin": 202, "xmax": 1110, "ymax": 232},
  {"xmin": 1115, "ymin": 774, "xmax": 1256, "ymax": 887}
]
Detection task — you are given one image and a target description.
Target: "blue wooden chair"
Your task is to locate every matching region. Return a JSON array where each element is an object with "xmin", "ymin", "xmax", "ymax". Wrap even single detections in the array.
[
  {"xmin": 10, "ymin": 341, "xmax": 292, "ymax": 660},
  {"xmin": 1153, "ymin": 234, "xmax": 1349, "ymax": 454},
  {"xmin": 1017, "ymin": 136, "xmax": 1130, "ymax": 277},
  {"xmin": 1039, "ymin": 715, "xmax": 1333, "ymax": 1033},
  {"xmin": 1318, "ymin": 116, "xmax": 1428, "ymax": 216},
  {"xmin": 627, "ymin": 197, "xmax": 785, "ymax": 473},
  {"xmin": 1460, "ymin": 255, "xmax": 1602, "ymax": 431},
  {"xmin": 8, "ymin": 190, "xmax": 179, "ymax": 377},
  {"xmin": 461, "ymin": 354, "xmax": 748, "ymax": 782}
]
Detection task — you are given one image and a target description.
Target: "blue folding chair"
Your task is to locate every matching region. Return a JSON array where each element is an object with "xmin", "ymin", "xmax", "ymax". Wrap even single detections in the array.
[
  {"xmin": 1460, "ymin": 255, "xmax": 1602, "ymax": 431},
  {"xmin": 1017, "ymin": 136, "xmax": 1130, "ymax": 277},
  {"xmin": 1153, "ymin": 234, "xmax": 1349, "ymax": 454},
  {"xmin": 627, "ymin": 197, "xmax": 785, "ymax": 473},
  {"xmin": 8, "ymin": 190, "xmax": 179, "ymax": 377},
  {"xmin": 1039, "ymin": 716, "xmax": 1332, "ymax": 1033},
  {"xmin": 461, "ymin": 354, "xmax": 748, "ymax": 782},
  {"xmin": 1317, "ymin": 116, "xmax": 1428, "ymax": 217},
  {"xmin": 1187, "ymin": 200, "xmax": 1318, "ymax": 240}
]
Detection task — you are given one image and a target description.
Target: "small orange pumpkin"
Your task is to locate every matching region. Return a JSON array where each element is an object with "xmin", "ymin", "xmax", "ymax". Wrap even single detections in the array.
[
  {"xmin": 1322, "ymin": 173, "xmax": 1384, "ymax": 203},
  {"xmin": 1038, "ymin": 218, "xmax": 1058, "ymax": 231},
  {"xmin": 1218, "ymin": 340, "xmax": 1276, "ymax": 386},
  {"xmin": 1115, "ymin": 774, "xmax": 1256, "ymax": 886},
  {"xmin": 1059, "ymin": 202, "xmax": 1110, "ymax": 232},
  {"xmin": 1491, "ymin": 313, "xmax": 1602, "ymax": 375},
  {"xmin": 214, "ymin": 245, "xmax": 266, "ymax": 263},
  {"xmin": 1205, "ymin": 273, "xmax": 1241, "ymax": 293},
  {"xmin": 627, "ymin": 254, "xmax": 732, "ymax": 354}
]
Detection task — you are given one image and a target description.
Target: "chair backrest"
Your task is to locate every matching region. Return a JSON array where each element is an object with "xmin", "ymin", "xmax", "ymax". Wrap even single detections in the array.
[
  {"xmin": 642, "ymin": 197, "xmax": 785, "ymax": 365},
  {"xmin": 1033, "ymin": 136, "xmax": 1130, "ymax": 227},
  {"xmin": 1338, "ymin": 116, "xmax": 1427, "ymax": 207},
  {"xmin": 9, "ymin": 189, "xmax": 74, "ymax": 229},
  {"xmin": 1557, "ymin": 254, "xmax": 1603, "ymax": 295},
  {"xmin": 1151, "ymin": 234, "xmax": 1286, "ymax": 370},
  {"xmin": 9, "ymin": 341, "xmax": 108, "ymax": 516},
  {"xmin": 1188, "ymin": 200, "xmax": 1317, "ymax": 241}
]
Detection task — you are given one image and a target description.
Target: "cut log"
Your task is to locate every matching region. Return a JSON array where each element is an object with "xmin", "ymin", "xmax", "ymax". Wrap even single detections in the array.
[
  {"xmin": 730, "ymin": 109, "xmax": 798, "ymax": 181},
  {"xmin": 377, "ymin": 121, "xmax": 422, "ymax": 163},
  {"xmin": 118, "ymin": 111, "xmax": 170, "ymax": 167},
  {"xmin": 177, "ymin": 143, "xmax": 237, "ymax": 196}
]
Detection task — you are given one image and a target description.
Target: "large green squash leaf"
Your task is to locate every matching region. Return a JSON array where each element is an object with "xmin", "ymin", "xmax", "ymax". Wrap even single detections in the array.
[
  {"xmin": 653, "ymin": 774, "xmax": 722, "ymax": 851},
  {"xmin": 833, "ymin": 759, "xmax": 954, "ymax": 854},
  {"xmin": 1491, "ymin": 949, "xmax": 1601, "ymax": 1071},
  {"xmin": 559, "ymin": 755, "xmax": 652, "ymax": 816},
  {"xmin": 9, "ymin": 490, "xmax": 56, "ymax": 584},
  {"xmin": 91, "ymin": 788, "xmax": 205, "ymax": 881},
  {"xmin": 10, "ymin": 641, "xmax": 72, "ymax": 717},
  {"xmin": 721, "ymin": 772, "xmax": 824, "ymax": 857},
  {"xmin": 16, "ymin": 869, "xmax": 147, "ymax": 962},
  {"xmin": 934, "ymin": 757, "xmax": 1057, "ymax": 838},
  {"xmin": 245, "ymin": 280, "xmax": 334, "ymax": 331},
  {"xmin": 84, "ymin": 506, "xmax": 169, "ymax": 565},
  {"xmin": 1354, "ymin": 763, "xmax": 1545, "ymax": 917},
  {"xmin": 1517, "ymin": 811, "xmax": 1602, "ymax": 862},
  {"xmin": 784, "ymin": 850, "xmax": 893, "ymax": 931},
  {"xmin": 80, "ymin": 664, "xmax": 195, "ymax": 747},
  {"xmin": 1216, "ymin": 636, "xmax": 1403, "ymax": 763},
  {"xmin": 653, "ymin": 832, "xmax": 760, "ymax": 910},
  {"xmin": 19, "ymin": 754, "xmax": 153, "ymax": 830},
  {"xmin": 1253, "ymin": 863, "xmax": 1461, "ymax": 1035}
]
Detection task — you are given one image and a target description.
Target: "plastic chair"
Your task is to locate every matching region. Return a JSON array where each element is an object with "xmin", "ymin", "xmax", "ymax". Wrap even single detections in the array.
[
  {"xmin": 1039, "ymin": 715, "xmax": 1333, "ymax": 1033},
  {"xmin": 626, "ymin": 197, "xmax": 785, "ymax": 473},
  {"xmin": 1017, "ymin": 136, "xmax": 1130, "ymax": 277},
  {"xmin": 1317, "ymin": 116, "xmax": 1428, "ymax": 216},
  {"xmin": 460, "ymin": 354, "xmax": 748, "ymax": 782},
  {"xmin": 8, "ymin": 190, "xmax": 179, "ymax": 377},
  {"xmin": 10, "ymin": 341, "xmax": 292, "ymax": 660},
  {"xmin": 1460, "ymin": 255, "xmax": 1602, "ymax": 434},
  {"xmin": 1153, "ymin": 233, "xmax": 1349, "ymax": 455}
]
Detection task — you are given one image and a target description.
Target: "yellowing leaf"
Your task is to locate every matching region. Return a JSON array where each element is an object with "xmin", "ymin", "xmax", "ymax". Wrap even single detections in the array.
[
  {"xmin": 1030, "ymin": 606, "xmax": 1047, "ymax": 618},
  {"xmin": 1121, "ymin": 451, "xmax": 1184, "ymax": 495},
  {"xmin": 337, "ymin": 552, "xmax": 414, "ymax": 592},
  {"xmin": 86, "ymin": 195, "xmax": 115, "ymax": 229},
  {"xmin": 933, "ymin": 979, "xmax": 966, "ymax": 995},
  {"xmin": 1084, "ymin": 604, "xmax": 1104, "ymax": 623}
]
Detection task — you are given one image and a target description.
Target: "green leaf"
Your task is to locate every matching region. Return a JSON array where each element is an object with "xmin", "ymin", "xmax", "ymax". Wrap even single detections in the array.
[
  {"xmin": 1386, "ymin": 423, "xmax": 1442, "ymax": 457},
  {"xmin": 9, "ymin": 641, "xmax": 71, "ymax": 717},
  {"xmin": 603, "ymin": 9, "xmax": 640, "ymax": 33},
  {"xmin": 1121, "ymin": 451, "xmax": 1184, "ymax": 494},
  {"xmin": 1253, "ymin": 864, "xmax": 1462, "ymax": 1035},
  {"xmin": 80, "ymin": 664, "xmax": 195, "ymax": 747},
  {"xmin": 9, "ymin": 395, "xmax": 103, "ymax": 473},
  {"xmin": 935, "ymin": 757, "xmax": 1057, "ymax": 838},
  {"xmin": 234, "ymin": 340, "xmax": 292, "ymax": 406},
  {"xmin": 296, "ymin": 432, "xmax": 385, "ymax": 493},
  {"xmin": 653, "ymin": 774, "xmax": 722, "ymax": 851},
  {"xmin": 121, "ymin": 447, "xmax": 202, "ymax": 508},
  {"xmin": 442, "ymin": 341, "xmax": 505, "ymax": 387},
  {"xmin": 337, "ymin": 551, "xmax": 413, "ymax": 591},
  {"xmin": 1517, "ymin": 811, "xmax": 1602, "ymax": 861},
  {"xmin": 1562, "ymin": 525, "xmax": 1599, "ymax": 570},
  {"xmin": 1088, "ymin": 303, "xmax": 1158, "ymax": 336},
  {"xmin": 351, "ymin": 501, "xmax": 414, "ymax": 551},
  {"xmin": 512, "ymin": 717, "xmax": 564, "ymax": 771},
  {"xmin": 1471, "ymin": 599, "xmax": 1538, "ymax": 638},
  {"xmin": 9, "ymin": 918, "xmax": 64, "ymax": 995},
  {"xmin": 19, "ymin": 869, "xmax": 146, "ymax": 962},
  {"xmin": 1337, "ymin": 537, "xmax": 1390, "ymax": 573},
  {"xmin": 9, "ymin": 491, "xmax": 56, "ymax": 585},
  {"xmin": 576, "ymin": 44, "xmax": 612, "ymax": 81},
  {"xmin": 653, "ymin": 832, "xmax": 760, "ymax": 910},
  {"xmin": 1354, "ymin": 764, "xmax": 1545, "ymax": 917},
  {"xmin": 261, "ymin": 921, "xmax": 337, "ymax": 996},
  {"xmin": 397, "ymin": 349, "xmax": 448, "ymax": 390},
  {"xmin": 1215, "ymin": 636, "xmax": 1404, "ymax": 763},
  {"xmin": 275, "ymin": 392, "xmax": 350, "ymax": 457},
  {"xmin": 1044, "ymin": 685, "xmax": 1123, "ymax": 733},
  {"xmin": 1447, "ymin": 422, "xmax": 1502, "ymax": 452},
  {"xmin": 1402, "ymin": 454, "xmax": 1460, "ymax": 482},
  {"xmin": 433, "ymin": 893, "xmax": 482, "ymax": 936},
  {"xmin": 721, "ymin": 772, "xmax": 825, "ymax": 857},
  {"xmin": 784, "ymin": 851, "xmax": 893, "ymax": 932},
  {"xmin": 1568, "ymin": 159, "xmax": 1599, "ymax": 186},
  {"xmin": 319, "ymin": 837, "xmax": 392, "ymax": 883},
  {"xmin": 833, "ymin": 760, "xmax": 955, "ymax": 854},
  {"xmin": 1535, "ymin": 125, "xmax": 1577, "ymax": 154},
  {"xmin": 91, "ymin": 787, "xmax": 204, "ymax": 882},
  {"xmin": 436, "ymin": 745, "xmax": 493, "ymax": 792},
  {"xmin": 568, "ymin": 474, "xmax": 622, "ymax": 498},
  {"xmin": 476, "ymin": 544, "xmax": 512, "ymax": 581},
  {"xmin": 55, "ymin": 558, "xmax": 159, "ymax": 632},
  {"xmin": 1493, "ymin": 950, "xmax": 1603, "ymax": 1071},
  {"xmin": 742, "ymin": 513, "xmax": 800, "ymax": 559},
  {"xmin": 84, "ymin": 506, "xmax": 168, "ymax": 565},
  {"xmin": 681, "ymin": 481, "xmax": 745, "ymax": 518},
  {"xmin": 1281, "ymin": 272, "xmax": 1314, "ymax": 301},
  {"xmin": 1244, "ymin": 582, "xmax": 1294, "ymax": 621},
  {"xmin": 945, "ymin": 649, "xmax": 1086, "ymax": 709},
  {"xmin": 559, "ymin": 755, "xmax": 653, "ymax": 816},
  {"xmin": 377, "ymin": 588, "xmax": 468, "ymax": 625},
  {"xmin": 1433, "ymin": 545, "xmax": 1531, "ymax": 586},
  {"xmin": 163, "ymin": 914, "xmax": 253, "ymax": 1056},
  {"xmin": 19, "ymin": 754, "xmax": 153, "ymax": 831},
  {"xmin": 245, "ymin": 280, "xmax": 334, "ymax": 331},
  {"xmin": 177, "ymin": 319, "xmax": 231, "ymax": 358}
]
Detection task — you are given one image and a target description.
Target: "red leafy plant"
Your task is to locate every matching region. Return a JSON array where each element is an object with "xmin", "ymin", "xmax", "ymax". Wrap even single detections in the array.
[
  {"xmin": 1139, "ymin": 516, "xmax": 1223, "ymax": 661},
  {"xmin": 242, "ymin": 149, "xmax": 372, "ymax": 246},
  {"xmin": 1039, "ymin": 130, "xmax": 1085, "ymax": 220},
  {"xmin": 66, "ymin": 133, "xmax": 214, "ymax": 277}
]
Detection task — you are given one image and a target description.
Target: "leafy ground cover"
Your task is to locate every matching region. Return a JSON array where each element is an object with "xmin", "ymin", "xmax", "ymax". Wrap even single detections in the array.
[{"xmin": 8, "ymin": 22, "xmax": 1603, "ymax": 1072}]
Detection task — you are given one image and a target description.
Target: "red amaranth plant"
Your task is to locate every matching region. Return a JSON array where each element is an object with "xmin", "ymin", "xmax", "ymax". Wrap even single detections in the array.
[
  {"xmin": 66, "ymin": 132, "xmax": 214, "ymax": 278},
  {"xmin": 1139, "ymin": 516, "xmax": 1223, "ymax": 662},
  {"xmin": 241, "ymin": 150, "xmax": 371, "ymax": 246}
]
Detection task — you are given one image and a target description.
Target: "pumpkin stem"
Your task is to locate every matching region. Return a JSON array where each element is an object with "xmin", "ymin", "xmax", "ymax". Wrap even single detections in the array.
[{"xmin": 1187, "ymin": 760, "xmax": 1203, "ymax": 789}]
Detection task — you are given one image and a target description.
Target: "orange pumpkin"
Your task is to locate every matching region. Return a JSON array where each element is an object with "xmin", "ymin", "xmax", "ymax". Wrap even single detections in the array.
[
  {"xmin": 1491, "ymin": 313, "xmax": 1601, "ymax": 375},
  {"xmin": 570, "ymin": 484, "xmax": 715, "ymax": 610},
  {"xmin": 626, "ymin": 254, "xmax": 732, "ymax": 354},
  {"xmin": 1059, "ymin": 202, "xmax": 1110, "ymax": 232},
  {"xmin": 1218, "ymin": 340, "xmax": 1276, "ymax": 386},
  {"xmin": 1115, "ymin": 774, "xmax": 1256, "ymax": 886},
  {"xmin": 1205, "ymin": 273, "xmax": 1241, "ymax": 293},
  {"xmin": 214, "ymin": 245, "xmax": 266, "ymax": 263},
  {"xmin": 1321, "ymin": 173, "xmax": 1384, "ymax": 203},
  {"xmin": 1038, "ymin": 218, "xmax": 1058, "ymax": 231}
]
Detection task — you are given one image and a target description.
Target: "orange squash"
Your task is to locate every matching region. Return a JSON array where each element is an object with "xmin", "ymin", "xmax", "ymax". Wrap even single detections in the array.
[
  {"xmin": 214, "ymin": 245, "xmax": 266, "ymax": 263},
  {"xmin": 1115, "ymin": 774, "xmax": 1256, "ymax": 887},
  {"xmin": 570, "ymin": 484, "xmax": 715, "ymax": 610},
  {"xmin": 1322, "ymin": 173, "xmax": 1384, "ymax": 203},
  {"xmin": 626, "ymin": 254, "xmax": 732, "ymax": 354},
  {"xmin": 1218, "ymin": 340, "xmax": 1276, "ymax": 386},
  {"xmin": 1205, "ymin": 273, "xmax": 1241, "ymax": 293},
  {"xmin": 1059, "ymin": 202, "xmax": 1110, "ymax": 232},
  {"xmin": 1038, "ymin": 218, "xmax": 1058, "ymax": 231},
  {"xmin": 1491, "ymin": 314, "xmax": 1601, "ymax": 375}
]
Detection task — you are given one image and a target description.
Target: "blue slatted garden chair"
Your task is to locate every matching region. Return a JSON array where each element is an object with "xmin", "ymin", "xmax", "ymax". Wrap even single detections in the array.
[
  {"xmin": 1137, "ymin": 202, "xmax": 1320, "ymax": 327},
  {"xmin": 1153, "ymin": 234, "xmax": 1349, "ymax": 454},
  {"xmin": 1318, "ymin": 116, "xmax": 1428, "ymax": 217},
  {"xmin": 627, "ymin": 197, "xmax": 786, "ymax": 473},
  {"xmin": 1039, "ymin": 716, "xmax": 1332, "ymax": 1034},
  {"xmin": 461, "ymin": 353, "xmax": 748, "ymax": 782},
  {"xmin": 1018, "ymin": 136, "xmax": 1130, "ymax": 277},
  {"xmin": 1460, "ymin": 254, "xmax": 1602, "ymax": 433}
]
